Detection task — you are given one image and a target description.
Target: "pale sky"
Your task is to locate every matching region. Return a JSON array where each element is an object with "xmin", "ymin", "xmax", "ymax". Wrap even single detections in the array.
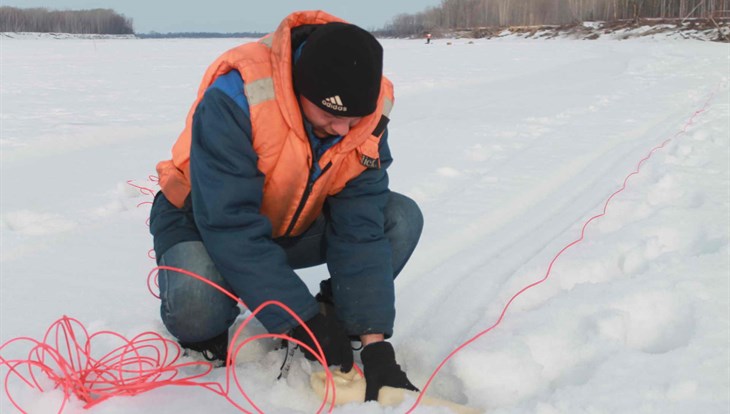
[{"xmin": 3, "ymin": 0, "xmax": 442, "ymax": 33}]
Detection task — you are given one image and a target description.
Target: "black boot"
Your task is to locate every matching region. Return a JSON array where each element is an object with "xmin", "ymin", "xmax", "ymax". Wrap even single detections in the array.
[
  {"xmin": 315, "ymin": 279, "xmax": 334, "ymax": 306},
  {"xmin": 179, "ymin": 330, "xmax": 229, "ymax": 365}
]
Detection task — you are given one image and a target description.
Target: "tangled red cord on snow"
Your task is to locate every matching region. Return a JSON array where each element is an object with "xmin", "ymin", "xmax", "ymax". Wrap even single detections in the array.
[
  {"xmin": 0, "ymin": 316, "xmax": 218, "ymax": 413},
  {"xmin": 0, "ymin": 282, "xmax": 347, "ymax": 414}
]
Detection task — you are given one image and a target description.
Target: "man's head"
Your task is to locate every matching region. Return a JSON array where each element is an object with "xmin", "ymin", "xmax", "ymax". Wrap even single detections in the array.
[
  {"xmin": 294, "ymin": 22, "xmax": 383, "ymax": 137},
  {"xmin": 299, "ymin": 96, "xmax": 363, "ymax": 138}
]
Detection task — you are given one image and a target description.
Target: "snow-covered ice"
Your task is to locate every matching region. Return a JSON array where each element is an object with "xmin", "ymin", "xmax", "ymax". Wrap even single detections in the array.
[{"xmin": 1, "ymin": 35, "xmax": 729, "ymax": 413}]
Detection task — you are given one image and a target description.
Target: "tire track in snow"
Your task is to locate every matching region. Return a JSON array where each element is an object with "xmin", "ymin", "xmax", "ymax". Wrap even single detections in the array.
[{"xmin": 395, "ymin": 99, "xmax": 710, "ymax": 357}]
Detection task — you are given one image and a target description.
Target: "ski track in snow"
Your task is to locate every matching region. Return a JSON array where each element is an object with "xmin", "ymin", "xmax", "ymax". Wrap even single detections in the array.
[{"xmin": 1, "ymin": 37, "xmax": 728, "ymax": 413}]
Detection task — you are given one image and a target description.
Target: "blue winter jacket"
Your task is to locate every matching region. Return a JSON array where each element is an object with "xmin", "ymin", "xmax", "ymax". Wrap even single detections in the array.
[{"xmin": 149, "ymin": 71, "xmax": 395, "ymax": 337}]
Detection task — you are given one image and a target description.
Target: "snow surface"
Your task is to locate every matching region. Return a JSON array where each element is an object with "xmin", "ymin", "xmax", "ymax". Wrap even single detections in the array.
[{"xmin": 1, "ymin": 35, "xmax": 729, "ymax": 413}]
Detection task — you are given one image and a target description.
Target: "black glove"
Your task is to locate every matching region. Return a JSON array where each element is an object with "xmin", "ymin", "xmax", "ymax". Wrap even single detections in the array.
[
  {"xmin": 290, "ymin": 303, "xmax": 353, "ymax": 372},
  {"xmin": 360, "ymin": 341, "xmax": 419, "ymax": 401}
]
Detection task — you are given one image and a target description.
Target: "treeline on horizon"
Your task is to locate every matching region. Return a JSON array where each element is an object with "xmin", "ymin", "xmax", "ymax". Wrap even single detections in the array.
[
  {"xmin": 0, "ymin": 7, "xmax": 133, "ymax": 34},
  {"xmin": 2, "ymin": 2, "xmax": 728, "ymax": 37},
  {"xmin": 380, "ymin": 0, "xmax": 730, "ymax": 36}
]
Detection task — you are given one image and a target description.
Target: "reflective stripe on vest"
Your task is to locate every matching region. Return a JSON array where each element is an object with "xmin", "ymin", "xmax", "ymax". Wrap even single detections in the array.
[{"xmin": 244, "ymin": 78, "xmax": 275, "ymax": 106}]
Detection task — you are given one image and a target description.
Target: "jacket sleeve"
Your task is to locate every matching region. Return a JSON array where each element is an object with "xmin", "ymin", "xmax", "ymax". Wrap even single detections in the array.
[
  {"xmin": 189, "ymin": 87, "xmax": 319, "ymax": 334},
  {"xmin": 324, "ymin": 129, "xmax": 395, "ymax": 337}
]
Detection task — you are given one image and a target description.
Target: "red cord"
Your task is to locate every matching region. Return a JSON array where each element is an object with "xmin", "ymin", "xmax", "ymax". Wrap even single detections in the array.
[
  {"xmin": 0, "ymin": 267, "xmax": 342, "ymax": 414},
  {"xmin": 126, "ymin": 180, "xmax": 156, "ymax": 197},
  {"xmin": 404, "ymin": 89, "xmax": 717, "ymax": 413},
  {"xmin": 127, "ymin": 178, "xmax": 158, "ymax": 227},
  {"xmin": 0, "ymin": 316, "xmax": 218, "ymax": 413}
]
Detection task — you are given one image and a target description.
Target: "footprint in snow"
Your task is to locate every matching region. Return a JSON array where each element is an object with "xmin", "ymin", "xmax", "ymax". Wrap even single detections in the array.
[
  {"xmin": 618, "ymin": 225, "xmax": 709, "ymax": 276},
  {"xmin": 600, "ymin": 290, "xmax": 695, "ymax": 354}
]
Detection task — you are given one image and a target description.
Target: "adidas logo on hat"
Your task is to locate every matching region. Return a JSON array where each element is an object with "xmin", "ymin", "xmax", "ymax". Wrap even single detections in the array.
[{"xmin": 321, "ymin": 95, "xmax": 348, "ymax": 112}]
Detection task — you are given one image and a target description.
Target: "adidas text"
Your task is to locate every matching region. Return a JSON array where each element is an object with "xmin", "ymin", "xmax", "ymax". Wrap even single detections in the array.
[{"xmin": 322, "ymin": 96, "xmax": 347, "ymax": 112}]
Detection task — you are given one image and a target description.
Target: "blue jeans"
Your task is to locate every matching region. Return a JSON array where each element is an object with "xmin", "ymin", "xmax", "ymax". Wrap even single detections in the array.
[{"xmin": 158, "ymin": 192, "xmax": 423, "ymax": 343}]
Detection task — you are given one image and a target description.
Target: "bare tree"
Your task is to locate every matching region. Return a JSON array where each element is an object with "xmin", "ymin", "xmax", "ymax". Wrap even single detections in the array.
[
  {"xmin": 378, "ymin": 0, "xmax": 729, "ymax": 36},
  {"xmin": 0, "ymin": 7, "xmax": 134, "ymax": 34}
]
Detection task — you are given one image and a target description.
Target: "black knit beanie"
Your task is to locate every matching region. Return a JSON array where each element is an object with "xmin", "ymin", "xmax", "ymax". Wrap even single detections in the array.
[{"xmin": 294, "ymin": 22, "xmax": 383, "ymax": 117}]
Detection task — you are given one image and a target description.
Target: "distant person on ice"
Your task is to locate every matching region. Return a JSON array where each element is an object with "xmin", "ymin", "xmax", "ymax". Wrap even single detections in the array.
[
  {"xmin": 426, "ymin": 33, "xmax": 432, "ymax": 44},
  {"xmin": 150, "ymin": 10, "xmax": 421, "ymax": 402}
]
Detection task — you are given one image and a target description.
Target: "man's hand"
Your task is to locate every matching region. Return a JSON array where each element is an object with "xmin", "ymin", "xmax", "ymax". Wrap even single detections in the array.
[
  {"xmin": 291, "ymin": 303, "xmax": 353, "ymax": 372},
  {"xmin": 360, "ymin": 341, "xmax": 419, "ymax": 401}
]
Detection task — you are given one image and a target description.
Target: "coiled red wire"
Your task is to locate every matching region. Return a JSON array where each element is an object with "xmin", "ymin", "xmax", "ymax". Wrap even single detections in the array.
[{"xmin": 0, "ymin": 266, "xmax": 350, "ymax": 414}]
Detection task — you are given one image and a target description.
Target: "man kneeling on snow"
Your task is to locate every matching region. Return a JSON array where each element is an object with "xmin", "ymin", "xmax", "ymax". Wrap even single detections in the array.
[{"xmin": 149, "ymin": 10, "xmax": 422, "ymax": 401}]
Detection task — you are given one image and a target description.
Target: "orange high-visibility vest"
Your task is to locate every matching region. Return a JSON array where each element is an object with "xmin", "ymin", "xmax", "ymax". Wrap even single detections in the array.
[{"xmin": 156, "ymin": 10, "xmax": 394, "ymax": 237}]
